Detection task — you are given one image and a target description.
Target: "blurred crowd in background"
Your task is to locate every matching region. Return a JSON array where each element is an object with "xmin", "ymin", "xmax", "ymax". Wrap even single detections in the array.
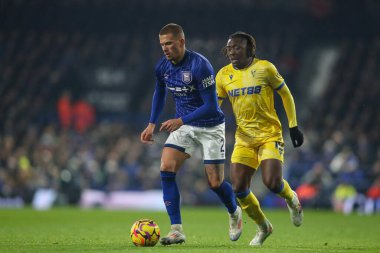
[{"xmin": 1, "ymin": 0, "xmax": 380, "ymax": 213}]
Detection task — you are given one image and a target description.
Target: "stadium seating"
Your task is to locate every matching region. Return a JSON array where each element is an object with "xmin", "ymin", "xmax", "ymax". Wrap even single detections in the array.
[{"xmin": 0, "ymin": 0, "xmax": 379, "ymax": 210}]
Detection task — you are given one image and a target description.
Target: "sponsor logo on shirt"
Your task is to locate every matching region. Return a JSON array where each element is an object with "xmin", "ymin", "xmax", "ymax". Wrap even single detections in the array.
[
  {"xmin": 228, "ymin": 86, "xmax": 262, "ymax": 97},
  {"xmin": 167, "ymin": 85, "xmax": 196, "ymax": 96},
  {"xmin": 167, "ymin": 85, "xmax": 196, "ymax": 92},
  {"xmin": 202, "ymin": 75, "xmax": 215, "ymax": 88}
]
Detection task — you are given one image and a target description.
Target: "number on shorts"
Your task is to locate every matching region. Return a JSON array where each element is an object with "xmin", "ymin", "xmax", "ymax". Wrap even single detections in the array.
[{"xmin": 220, "ymin": 138, "xmax": 225, "ymax": 152}]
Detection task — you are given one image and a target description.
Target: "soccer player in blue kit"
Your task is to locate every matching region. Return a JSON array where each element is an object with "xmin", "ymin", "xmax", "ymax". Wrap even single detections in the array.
[{"xmin": 140, "ymin": 23, "xmax": 242, "ymax": 245}]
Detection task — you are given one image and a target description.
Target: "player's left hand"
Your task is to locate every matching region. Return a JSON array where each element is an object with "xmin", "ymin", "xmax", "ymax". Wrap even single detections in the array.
[
  {"xmin": 289, "ymin": 126, "xmax": 304, "ymax": 148},
  {"xmin": 160, "ymin": 118, "xmax": 184, "ymax": 132}
]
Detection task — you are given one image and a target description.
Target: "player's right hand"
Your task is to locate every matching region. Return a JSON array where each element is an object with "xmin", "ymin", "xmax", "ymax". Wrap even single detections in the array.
[{"xmin": 140, "ymin": 123, "xmax": 156, "ymax": 144}]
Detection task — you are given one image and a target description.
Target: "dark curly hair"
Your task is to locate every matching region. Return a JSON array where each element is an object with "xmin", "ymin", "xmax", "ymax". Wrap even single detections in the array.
[{"xmin": 222, "ymin": 31, "xmax": 256, "ymax": 58}]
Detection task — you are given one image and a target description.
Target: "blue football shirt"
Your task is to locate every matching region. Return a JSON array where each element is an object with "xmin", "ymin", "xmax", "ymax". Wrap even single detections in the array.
[{"xmin": 154, "ymin": 50, "xmax": 224, "ymax": 127}]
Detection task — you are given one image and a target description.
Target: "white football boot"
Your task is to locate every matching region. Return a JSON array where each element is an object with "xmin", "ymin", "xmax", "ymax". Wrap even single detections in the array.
[
  {"xmin": 229, "ymin": 206, "xmax": 243, "ymax": 241},
  {"xmin": 160, "ymin": 224, "xmax": 186, "ymax": 245},
  {"xmin": 286, "ymin": 190, "xmax": 303, "ymax": 227},
  {"xmin": 249, "ymin": 219, "xmax": 273, "ymax": 246}
]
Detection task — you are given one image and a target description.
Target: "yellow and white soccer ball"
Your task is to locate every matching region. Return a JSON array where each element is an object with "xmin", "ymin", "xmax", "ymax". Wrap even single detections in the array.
[{"xmin": 130, "ymin": 219, "xmax": 160, "ymax": 247}]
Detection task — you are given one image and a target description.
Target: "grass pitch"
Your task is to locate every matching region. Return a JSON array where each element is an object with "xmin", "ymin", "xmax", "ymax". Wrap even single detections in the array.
[{"xmin": 0, "ymin": 207, "xmax": 379, "ymax": 253}]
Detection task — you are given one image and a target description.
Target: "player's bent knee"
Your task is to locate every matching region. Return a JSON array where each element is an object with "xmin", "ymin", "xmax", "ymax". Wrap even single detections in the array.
[
  {"xmin": 263, "ymin": 178, "xmax": 283, "ymax": 193},
  {"xmin": 268, "ymin": 184, "xmax": 283, "ymax": 194},
  {"xmin": 160, "ymin": 160, "xmax": 177, "ymax": 172},
  {"xmin": 233, "ymin": 184, "xmax": 247, "ymax": 193},
  {"xmin": 208, "ymin": 179, "xmax": 223, "ymax": 189},
  {"xmin": 231, "ymin": 179, "xmax": 249, "ymax": 192}
]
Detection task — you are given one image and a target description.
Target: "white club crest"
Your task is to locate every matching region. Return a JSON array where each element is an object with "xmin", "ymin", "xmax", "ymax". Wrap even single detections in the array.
[{"xmin": 182, "ymin": 71, "xmax": 192, "ymax": 84}]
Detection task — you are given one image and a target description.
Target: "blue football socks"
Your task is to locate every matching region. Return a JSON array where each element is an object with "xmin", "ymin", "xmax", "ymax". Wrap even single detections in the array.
[
  {"xmin": 211, "ymin": 180, "xmax": 237, "ymax": 214},
  {"xmin": 160, "ymin": 171, "xmax": 182, "ymax": 224}
]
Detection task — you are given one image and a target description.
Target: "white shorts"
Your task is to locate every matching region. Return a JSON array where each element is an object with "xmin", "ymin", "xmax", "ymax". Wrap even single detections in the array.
[{"xmin": 164, "ymin": 123, "xmax": 225, "ymax": 164}]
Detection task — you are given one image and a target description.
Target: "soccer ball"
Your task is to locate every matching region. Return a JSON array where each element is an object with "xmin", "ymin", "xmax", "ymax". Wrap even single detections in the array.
[{"xmin": 130, "ymin": 219, "xmax": 160, "ymax": 247}]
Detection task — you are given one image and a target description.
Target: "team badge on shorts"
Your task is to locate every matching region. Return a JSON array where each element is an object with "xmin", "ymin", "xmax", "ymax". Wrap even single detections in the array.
[
  {"xmin": 275, "ymin": 141, "xmax": 284, "ymax": 155},
  {"xmin": 182, "ymin": 71, "xmax": 192, "ymax": 84}
]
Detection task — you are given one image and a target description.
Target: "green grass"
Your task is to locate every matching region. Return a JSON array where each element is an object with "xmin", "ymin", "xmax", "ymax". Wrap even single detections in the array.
[{"xmin": 0, "ymin": 207, "xmax": 379, "ymax": 253}]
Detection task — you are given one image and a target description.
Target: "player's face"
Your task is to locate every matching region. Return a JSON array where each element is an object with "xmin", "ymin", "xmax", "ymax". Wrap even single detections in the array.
[
  {"xmin": 159, "ymin": 33, "xmax": 185, "ymax": 64},
  {"xmin": 226, "ymin": 37, "xmax": 251, "ymax": 69}
]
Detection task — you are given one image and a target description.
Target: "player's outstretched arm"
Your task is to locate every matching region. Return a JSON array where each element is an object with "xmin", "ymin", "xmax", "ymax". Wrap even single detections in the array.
[{"xmin": 276, "ymin": 83, "xmax": 304, "ymax": 147}]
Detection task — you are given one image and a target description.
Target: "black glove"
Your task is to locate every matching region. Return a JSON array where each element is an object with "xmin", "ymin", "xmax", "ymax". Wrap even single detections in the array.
[{"xmin": 289, "ymin": 126, "xmax": 304, "ymax": 148}]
